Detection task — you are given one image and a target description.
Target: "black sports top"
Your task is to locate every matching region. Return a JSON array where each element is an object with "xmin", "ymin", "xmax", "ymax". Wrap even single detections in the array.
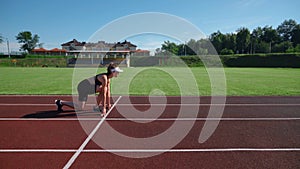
[{"xmin": 95, "ymin": 73, "xmax": 108, "ymax": 86}]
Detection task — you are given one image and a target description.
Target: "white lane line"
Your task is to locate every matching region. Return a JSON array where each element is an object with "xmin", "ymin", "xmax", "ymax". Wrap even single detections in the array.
[
  {"xmin": 0, "ymin": 148, "xmax": 300, "ymax": 153},
  {"xmin": 0, "ymin": 104, "xmax": 55, "ymax": 106},
  {"xmin": 116, "ymin": 104, "xmax": 300, "ymax": 106},
  {"xmin": 63, "ymin": 96, "xmax": 122, "ymax": 169},
  {"xmin": 0, "ymin": 149, "xmax": 77, "ymax": 152},
  {"xmin": 104, "ymin": 117, "xmax": 300, "ymax": 121},
  {"xmin": 0, "ymin": 117, "xmax": 299, "ymax": 121},
  {"xmin": 0, "ymin": 103, "xmax": 116, "ymax": 106},
  {"xmin": 83, "ymin": 148, "xmax": 300, "ymax": 152},
  {"xmin": 1, "ymin": 103, "xmax": 300, "ymax": 106},
  {"xmin": 0, "ymin": 118, "xmax": 100, "ymax": 121}
]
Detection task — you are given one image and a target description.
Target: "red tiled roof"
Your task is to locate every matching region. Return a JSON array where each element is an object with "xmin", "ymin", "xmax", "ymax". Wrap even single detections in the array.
[
  {"xmin": 31, "ymin": 48, "xmax": 67, "ymax": 53},
  {"xmin": 114, "ymin": 40, "xmax": 137, "ymax": 47},
  {"xmin": 50, "ymin": 48, "xmax": 67, "ymax": 52},
  {"xmin": 135, "ymin": 49, "xmax": 150, "ymax": 53},
  {"xmin": 121, "ymin": 40, "xmax": 137, "ymax": 47},
  {"xmin": 61, "ymin": 39, "xmax": 85, "ymax": 46},
  {"xmin": 32, "ymin": 48, "xmax": 47, "ymax": 52}
]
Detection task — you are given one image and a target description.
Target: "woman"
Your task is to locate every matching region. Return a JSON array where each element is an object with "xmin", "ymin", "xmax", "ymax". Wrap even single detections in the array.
[{"xmin": 55, "ymin": 63, "xmax": 123, "ymax": 116}]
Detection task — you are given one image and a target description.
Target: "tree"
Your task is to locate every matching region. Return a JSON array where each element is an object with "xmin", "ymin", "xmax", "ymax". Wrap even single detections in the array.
[
  {"xmin": 291, "ymin": 24, "xmax": 300, "ymax": 46},
  {"xmin": 220, "ymin": 48, "xmax": 234, "ymax": 55},
  {"xmin": 256, "ymin": 41, "xmax": 270, "ymax": 53},
  {"xmin": 0, "ymin": 34, "xmax": 3, "ymax": 44},
  {"xmin": 223, "ymin": 33, "xmax": 236, "ymax": 53},
  {"xmin": 161, "ymin": 40, "xmax": 179, "ymax": 55},
  {"xmin": 261, "ymin": 26, "xmax": 279, "ymax": 53},
  {"xmin": 236, "ymin": 27, "xmax": 250, "ymax": 54},
  {"xmin": 250, "ymin": 27, "xmax": 263, "ymax": 54},
  {"xmin": 286, "ymin": 44, "xmax": 300, "ymax": 53},
  {"xmin": 16, "ymin": 31, "xmax": 40, "ymax": 53},
  {"xmin": 186, "ymin": 39, "xmax": 197, "ymax": 55},
  {"xmin": 272, "ymin": 41, "xmax": 293, "ymax": 53},
  {"xmin": 196, "ymin": 39, "xmax": 210, "ymax": 55},
  {"xmin": 155, "ymin": 48, "xmax": 161, "ymax": 55},
  {"xmin": 209, "ymin": 31, "xmax": 225, "ymax": 54},
  {"xmin": 277, "ymin": 19, "xmax": 297, "ymax": 42}
]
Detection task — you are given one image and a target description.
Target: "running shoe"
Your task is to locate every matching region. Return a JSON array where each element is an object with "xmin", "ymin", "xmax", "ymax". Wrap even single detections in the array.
[
  {"xmin": 93, "ymin": 105, "xmax": 102, "ymax": 112},
  {"xmin": 55, "ymin": 99, "xmax": 63, "ymax": 112}
]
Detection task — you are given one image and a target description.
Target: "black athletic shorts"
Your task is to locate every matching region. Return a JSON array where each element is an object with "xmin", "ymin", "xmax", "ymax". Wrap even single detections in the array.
[{"xmin": 77, "ymin": 79, "xmax": 96, "ymax": 102}]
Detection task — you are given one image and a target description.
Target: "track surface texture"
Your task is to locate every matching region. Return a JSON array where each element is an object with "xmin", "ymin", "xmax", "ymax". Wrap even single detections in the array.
[{"xmin": 0, "ymin": 95, "xmax": 299, "ymax": 169}]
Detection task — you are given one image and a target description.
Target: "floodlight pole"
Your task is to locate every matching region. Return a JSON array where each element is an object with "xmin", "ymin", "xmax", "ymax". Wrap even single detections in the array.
[
  {"xmin": 6, "ymin": 38, "xmax": 10, "ymax": 59},
  {"xmin": 184, "ymin": 41, "xmax": 186, "ymax": 56}
]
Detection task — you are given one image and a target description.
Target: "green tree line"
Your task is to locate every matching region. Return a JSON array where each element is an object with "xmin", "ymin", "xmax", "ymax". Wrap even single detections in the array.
[
  {"xmin": 0, "ymin": 31, "xmax": 40, "ymax": 53},
  {"xmin": 156, "ymin": 19, "xmax": 300, "ymax": 56},
  {"xmin": 1, "ymin": 19, "xmax": 299, "ymax": 55}
]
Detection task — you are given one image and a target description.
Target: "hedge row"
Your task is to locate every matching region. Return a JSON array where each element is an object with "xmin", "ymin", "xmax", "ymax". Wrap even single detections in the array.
[
  {"xmin": 0, "ymin": 58, "xmax": 68, "ymax": 67},
  {"xmin": 221, "ymin": 53, "xmax": 300, "ymax": 68},
  {"xmin": 131, "ymin": 54, "xmax": 300, "ymax": 68},
  {"xmin": 0, "ymin": 53, "xmax": 299, "ymax": 68},
  {"xmin": 0, "ymin": 54, "xmax": 68, "ymax": 59},
  {"xmin": 130, "ymin": 56, "xmax": 204, "ymax": 67}
]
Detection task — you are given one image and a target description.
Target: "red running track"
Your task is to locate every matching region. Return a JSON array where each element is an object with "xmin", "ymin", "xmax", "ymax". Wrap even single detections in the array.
[{"xmin": 0, "ymin": 95, "xmax": 299, "ymax": 169}]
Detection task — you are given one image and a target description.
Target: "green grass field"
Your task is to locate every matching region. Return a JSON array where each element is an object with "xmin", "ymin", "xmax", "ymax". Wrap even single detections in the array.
[{"xmin": 0, "ymin": 67, "xmax": 299, "ymax": 96}]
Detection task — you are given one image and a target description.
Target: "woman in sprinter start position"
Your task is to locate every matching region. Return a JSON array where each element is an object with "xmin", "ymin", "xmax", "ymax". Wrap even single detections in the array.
[{"xmin": 55, "ymin": 63, "xmax": 123, "ymax": 116}]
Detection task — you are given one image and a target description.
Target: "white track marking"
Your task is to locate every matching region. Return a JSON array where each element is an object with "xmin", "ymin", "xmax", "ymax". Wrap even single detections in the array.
[
  {"xmin": 116, "ymin": 104, "xmax": 300, "ymax": 106},
  {"xmin": 83, "ymin": 148, "xmax": 300, "ymax": 152},
  {"xmin": 103, "ymin": 117, "xmax": 300, "ymax": 121},
  {"xmin": 0, "ymin": 104, "xmax": 56, "ymax": 106},
  {"xmin": 0, "ymin": 117, "xmax": 299, "ymax": 121},
  {"xmin": 63, "ymin": 96, "xmax": 122, "ymax": 169},
  {"xmin": 0, "ymin": 118, "xmax": 100, "ymax": 121},
  {"xmin": 1, "ymin": 103, "xmax": 300, "ymax": 106},
  {"xmin": 0, "ymin": 148, "xmax": 300, "ymax": 153}
]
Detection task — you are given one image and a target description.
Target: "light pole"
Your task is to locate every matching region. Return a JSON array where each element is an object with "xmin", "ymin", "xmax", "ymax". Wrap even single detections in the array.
[
  {"xmin": 6, "ymin": 38, "xmax": 10, "ymax": 59},
  {"xmin": 184, "ymin": 41, "xmax": 186, "ymax": 56}
]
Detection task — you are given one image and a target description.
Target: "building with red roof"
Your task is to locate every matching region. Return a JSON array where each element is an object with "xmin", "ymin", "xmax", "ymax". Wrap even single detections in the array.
[
  {"xmin": 132, "ymin": 49, "xmax": 150, "ymax": 56},
  {"xmin": 61, "ymin": 39, "xmax": 86, "ymax": 51},
  {"xmin": 31, "ymin": 48, "xmax": 67, "ymax": 55}
]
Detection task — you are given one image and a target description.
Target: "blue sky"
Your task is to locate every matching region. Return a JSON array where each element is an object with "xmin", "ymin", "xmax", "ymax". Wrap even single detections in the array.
[{"xmin": 1, "ymin": 0, "xmax": 299, "ymax": 53}]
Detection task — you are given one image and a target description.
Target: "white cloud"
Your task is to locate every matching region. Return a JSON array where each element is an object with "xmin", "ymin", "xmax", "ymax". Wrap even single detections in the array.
[
  {"xmin": 236, "ymin": 0, "xmax": 266, "ymax": 7},
  {"xmin": 0, "ymin": 42, "xmax": 21, "ymax": 53},
  {"xmin": 43, "ymin": 42, "xmax": 61, "ymax": 49},
  {"xmin": 137, "ymin": 41, "xmax": 164, "ymax": 56},
  {"xmin": 126, "ymin": 33, "xmax": 181, "ymax": 56}
]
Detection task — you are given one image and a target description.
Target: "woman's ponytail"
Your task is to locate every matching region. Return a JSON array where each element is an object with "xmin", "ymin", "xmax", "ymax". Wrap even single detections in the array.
[{"xmin": 107, "ymin": 62, "xmax": 116, "ymax": 75}]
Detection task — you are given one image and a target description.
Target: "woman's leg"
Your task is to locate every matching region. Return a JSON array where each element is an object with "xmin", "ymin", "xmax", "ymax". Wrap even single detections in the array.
[
  {"xmin": 96, "ymin": 86, "xmax": 103, "ymax": 106},
  {"xmin": 55, "ymin": 100, "xmax": 84, "ymax": 111}
]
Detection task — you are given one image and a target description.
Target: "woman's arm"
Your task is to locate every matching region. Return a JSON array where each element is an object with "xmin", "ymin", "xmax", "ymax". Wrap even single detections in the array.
[
  {"xmin": 106, "ymin": 79, "xmax": 111, "ymax": 109},
  {"xmin": 100, "ymin": 75, "xmax": 108, "ymax": 114}
]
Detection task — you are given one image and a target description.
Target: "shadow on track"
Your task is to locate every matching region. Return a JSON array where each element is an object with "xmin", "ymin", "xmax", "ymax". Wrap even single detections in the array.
[{"xmin": 22, "ymin": 110, "xmax": 76, "ymax": 118}]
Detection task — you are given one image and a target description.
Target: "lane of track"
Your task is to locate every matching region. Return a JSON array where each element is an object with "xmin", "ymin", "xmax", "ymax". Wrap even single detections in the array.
[
  {"xmin": 0, "ymin": 104, "xmax": 299, "ymax": 119},
  {"xmin": 81, "ymin": 96, "xmax": 300, "ymax": 168},
  {"xmin": 0, "ymin": 120, "xmax": 98, "ymax": 149},
  {"xmin": 71, "ymin": 151, "xmax": 300, "ymax": 169},
  {"xmin": 0, "ymin": 153, "xmax": 73, "ymax": 169},
  {"xmin": 85, "ymin": 120, "xmax": 300, "ymax": 149},
  {"xmin": 1, "ymin": 151, "xmax": 298, "ymax": 169},
  {"xmin": 0, "ymin": 120, "xmax": 298, "ymax": 149},
  {"xmin": 1, "ymin": 95, "xmax": 300, "ymax": 104},
  {"xmin": 63, "ymin": 96, "xmax": 122, "ymax": 169},
  {"xmin": 0, "ymin": 96, "xmax": 299, "ymax": 169}
]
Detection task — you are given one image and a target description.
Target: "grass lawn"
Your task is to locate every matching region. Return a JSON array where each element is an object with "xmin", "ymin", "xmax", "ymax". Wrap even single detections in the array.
[{"xmin": 0, "ymin": 67, "xmax": 299, "ymax": 96}]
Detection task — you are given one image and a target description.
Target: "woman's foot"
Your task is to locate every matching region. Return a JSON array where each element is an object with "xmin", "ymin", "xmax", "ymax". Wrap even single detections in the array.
[
  {"xmin": 93, "ymin": 105, "xmax": 102, "ymax": 112},
  {"xmin": 55, "ymin": 100, "xmax": 63, "ymax": 112}
]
